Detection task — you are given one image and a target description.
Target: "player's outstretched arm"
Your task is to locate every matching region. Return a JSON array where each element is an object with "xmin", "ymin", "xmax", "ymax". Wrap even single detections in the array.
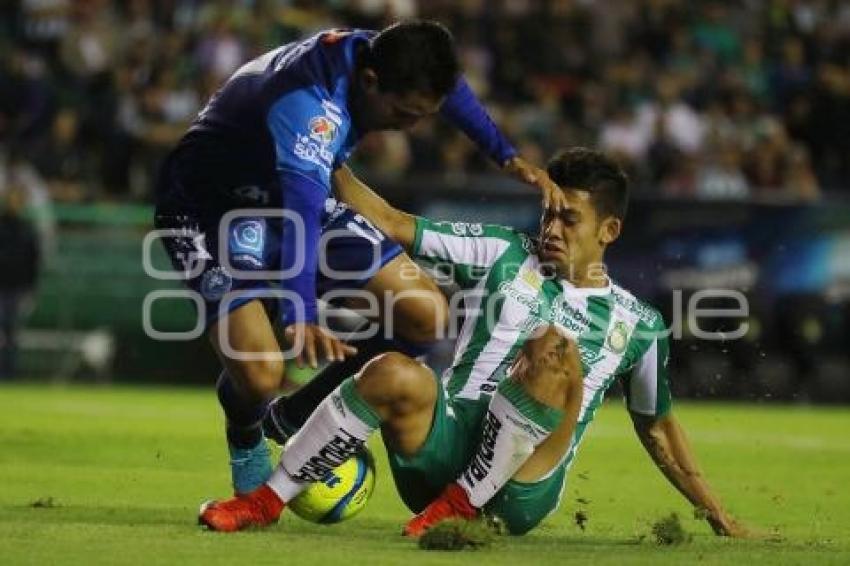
[
  {"xmin": 332, "ymin": 165, "xmax": 416, "ymax": 249},
  {"xmin": 439, "ymin": 78, "xmax": 568, "ymax": 211},
  {"xmin": 631, "ymin": 412, "xmax": 758, "ymax": 538}
]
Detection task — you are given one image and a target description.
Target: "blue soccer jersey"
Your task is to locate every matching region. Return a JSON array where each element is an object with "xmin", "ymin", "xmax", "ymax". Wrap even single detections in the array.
[{"xmin": 159, "ymin": 28, "xmax": 517, "ymax": 326}]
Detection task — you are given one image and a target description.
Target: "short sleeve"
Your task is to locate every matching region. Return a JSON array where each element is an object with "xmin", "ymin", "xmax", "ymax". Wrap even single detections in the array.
[
  {"xmin": 621, "ymin": 313, "xmax": 672, "ymax": 418},
  {"xmin": 266, "ymin": 88, "xmax": 344, "ymax": 191},
  {"xmin": 412, "ymin": 217, "xmax": 528, "ymax": 288}
]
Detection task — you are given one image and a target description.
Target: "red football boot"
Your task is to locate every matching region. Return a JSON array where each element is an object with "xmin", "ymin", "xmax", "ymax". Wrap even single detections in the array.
[
  {"xmin": 403, "ymin": 483, "xmax": 478, "ymax": 537},
  {"xmin": 199, "ymin": 484, "xmax": 285, "ymax": 532}
]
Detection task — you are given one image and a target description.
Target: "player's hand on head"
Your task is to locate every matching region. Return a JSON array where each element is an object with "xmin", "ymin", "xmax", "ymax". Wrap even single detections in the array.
[
  {"xmin": 502, "ymin": 156, "xmax": 566, "ymax": 212},
  {"xmin": 284, "ymin": 322, "xmax": 357, "ymax": 369}
]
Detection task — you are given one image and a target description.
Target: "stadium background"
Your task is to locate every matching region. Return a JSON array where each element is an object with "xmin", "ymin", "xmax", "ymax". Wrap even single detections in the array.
[{"xmin": 1, "ymin": 0, "xmax": 849, "ymax": 404}]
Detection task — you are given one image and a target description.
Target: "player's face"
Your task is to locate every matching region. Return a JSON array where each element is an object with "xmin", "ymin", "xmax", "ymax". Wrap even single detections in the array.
[
  {"xmin": 353, "ymin": 69, "xmax": 444, "ymax": 131},
  {"xmin": 369, "ymin": 90, "xmax": 443, "ymax": 131},
  {"xmin": 538, "ymin": 188, "xmax": 621, "ymax": 284}
]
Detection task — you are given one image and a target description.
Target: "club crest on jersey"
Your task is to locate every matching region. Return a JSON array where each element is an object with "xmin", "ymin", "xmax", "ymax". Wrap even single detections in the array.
[
  {"xmin": 309, "ymin": 116, "xmax": 337, "ymax": 145},
  {"xmin": 200, "ymin": 266, "xmax": 232, "ymax": 301},
  {"xmin": 606, "ymin": 321, "xmax": 630, "ymax": 354}
]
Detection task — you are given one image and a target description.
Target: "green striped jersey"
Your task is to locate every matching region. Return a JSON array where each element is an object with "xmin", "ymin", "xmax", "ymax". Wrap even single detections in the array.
[{"xmin": 412, "ymin": 217, "xmax": 672, "ymax": 466}]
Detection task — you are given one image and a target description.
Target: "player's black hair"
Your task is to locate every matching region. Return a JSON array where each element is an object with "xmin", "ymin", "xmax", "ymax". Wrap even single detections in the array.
[
  {"xmin": 547, "ymin": 148, "xmax": 629, "ymax": 220},
  {"xmin": 365, "ymin": 20, "xmax": 460, "ymax": 97}
]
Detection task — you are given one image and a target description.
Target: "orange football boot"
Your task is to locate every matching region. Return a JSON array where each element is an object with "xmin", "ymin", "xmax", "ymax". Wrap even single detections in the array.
[
  {"xmin": 199, "ymin": 484, "xmax": 285, "ymax": 532},
  {"xmin": 403, "ymin": 483, "xmax": 477, "ymax": 537}
]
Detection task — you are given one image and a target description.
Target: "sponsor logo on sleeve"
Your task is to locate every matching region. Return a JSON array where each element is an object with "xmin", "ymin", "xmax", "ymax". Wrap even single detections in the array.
[
  {"xmin": 309, "ymin": 116, "xmax": 337, "ymax": 145},
  {"xmin": 294, "ymin": 133, "xmax": 334, "ymax": 173},
  {"xmin": 294, "ymin": 101, "xmax": 344, "ymax": 174},
  {"xmin": 449, "ymin": 222, "xmax": 483, "ymax": 237}
]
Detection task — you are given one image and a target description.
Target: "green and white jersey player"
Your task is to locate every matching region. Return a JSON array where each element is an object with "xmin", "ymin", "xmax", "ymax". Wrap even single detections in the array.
[
  {"xmin": 197, "ymin": 148, "xmax": 755, "ymax": 537},
  {"xmin": 329, "ymin": 148, "xmax": 753, "ymax": 538},
  {"xmin": 411, "ymin": 205, "xmax": 672, "ymax": 484}
]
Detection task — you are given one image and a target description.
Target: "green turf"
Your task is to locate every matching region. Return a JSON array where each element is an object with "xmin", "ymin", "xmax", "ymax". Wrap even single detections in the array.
[{"xmin": 1, "ymin": 385, "xmax": 848, "ymax": 565}]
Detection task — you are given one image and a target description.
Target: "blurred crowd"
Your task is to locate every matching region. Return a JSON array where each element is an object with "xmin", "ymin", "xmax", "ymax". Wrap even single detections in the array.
[{"xmin": 3, "ymin": 0, "xmax": 850, "ymax": 203}]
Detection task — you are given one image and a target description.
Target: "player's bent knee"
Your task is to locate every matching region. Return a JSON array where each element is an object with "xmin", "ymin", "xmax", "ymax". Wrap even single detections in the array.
[
  {"xmin": 359, "ymin": 351, "xmax": 420, "ymax": 383},
  {"xmin": 233, "ymin": 358, "xmax": 285, "ymax": 400},
  {"xmin": 356, "ymin": 352, "xmax": 436, "ymax": 409},
  {"xmin": 488, "ymin": 498, "xmax": 550, "ymax": 536}
]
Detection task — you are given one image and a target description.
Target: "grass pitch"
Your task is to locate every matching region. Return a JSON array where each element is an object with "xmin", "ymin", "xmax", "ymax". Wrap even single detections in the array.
[{"xmin": 1, "ymin": 385, "xmax": 848, "ymax": 565}]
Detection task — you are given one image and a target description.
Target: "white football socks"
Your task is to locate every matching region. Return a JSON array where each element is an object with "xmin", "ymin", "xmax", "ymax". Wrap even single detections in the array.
[
  {"xmin": 266, "ymin": 377, "xmax": 380, "ymax": 503},
  {"xmin": 457, "ymin": 379, "xmax": 564, "ymax": 508}
]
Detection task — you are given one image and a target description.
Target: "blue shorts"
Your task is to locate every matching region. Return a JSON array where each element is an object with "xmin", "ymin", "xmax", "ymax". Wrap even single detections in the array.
[{"xmin": 153, "ymin": 198, "xmax": 404, "ymax": 328}]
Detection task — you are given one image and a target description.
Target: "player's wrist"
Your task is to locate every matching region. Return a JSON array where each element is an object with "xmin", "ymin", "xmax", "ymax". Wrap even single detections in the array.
[
  {"xmin": 702, "ymin": 507, "xmax": 732, "ymax": 534},
  {"xmin": 501, "ymin": 155, "xmax": 519, "ymax": 170},
  {"xmin": 280, "ymin": 307, "xmax": 319, "ymax": 328}
]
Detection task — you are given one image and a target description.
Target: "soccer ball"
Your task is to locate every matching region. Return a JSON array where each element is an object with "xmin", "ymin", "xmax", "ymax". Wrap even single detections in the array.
[{"xmin": 288, "ymin": 448, "xmax": 376, "ymax": 524}]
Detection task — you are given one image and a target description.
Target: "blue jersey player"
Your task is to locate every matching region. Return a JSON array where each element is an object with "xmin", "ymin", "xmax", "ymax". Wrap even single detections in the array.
[{"xmin": 154, "ymin": 21, "xmax": 563, "ymax": 502}]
